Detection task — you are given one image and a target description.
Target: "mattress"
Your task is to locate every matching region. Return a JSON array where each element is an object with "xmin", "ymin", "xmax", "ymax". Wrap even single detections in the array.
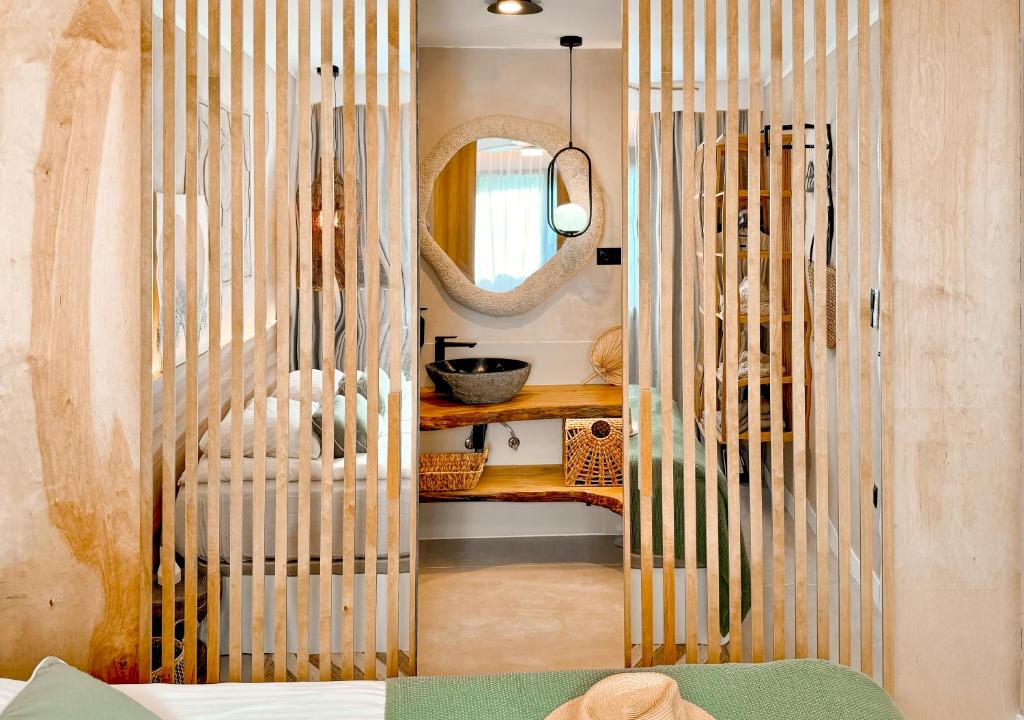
[
  {"xmin": 174, "ymin": 424, "xmax": 414, "ymax": 564},
  {"xmin": 0, "ymin": 678, "xmax": 386, "ymax": 719}
]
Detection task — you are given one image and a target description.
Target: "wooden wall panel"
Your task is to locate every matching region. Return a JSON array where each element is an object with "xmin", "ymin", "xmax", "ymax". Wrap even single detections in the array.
[
  {"xmin": 888, "ymin": 0, "xmax": 1022, "ymax": 714},
  {"xmin": 0, "ymin": 0, "xmax": 142, "ymax": 682}
]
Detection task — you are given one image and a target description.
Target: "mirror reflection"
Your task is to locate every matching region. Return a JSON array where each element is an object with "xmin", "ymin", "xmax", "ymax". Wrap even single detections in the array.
[{"xmin": 427, "ymin": 137, "xmax": 570, "ymax": 292}]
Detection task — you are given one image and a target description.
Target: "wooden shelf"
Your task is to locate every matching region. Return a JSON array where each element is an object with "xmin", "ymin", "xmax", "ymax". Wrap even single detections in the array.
[
  {"xmin": 419, "ymin": 384, "xmax": 622, "ymax": 431},
  {"xmin": 419, "ymin": 464, "xmax": 624, "ymax": 515}
]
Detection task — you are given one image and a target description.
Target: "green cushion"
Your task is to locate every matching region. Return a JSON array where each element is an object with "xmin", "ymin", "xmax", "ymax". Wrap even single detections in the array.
[
  {"xmin": 313, "ymin": 394, "xmax": 371, "ymax": 456},
  {"xmin": 354, "ymin": 368, "xmax": 390, "ymax": 415},
  {"xmin": 384, "ymin": 660, "xmax": 902, "ymax": 720},
  {"xmin": 0, "ymin": 658, "xmax": 158, "ymax": 719}
]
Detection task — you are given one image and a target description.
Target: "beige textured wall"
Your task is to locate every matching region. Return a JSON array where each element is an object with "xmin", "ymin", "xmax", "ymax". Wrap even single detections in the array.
[
  {"xmin": 890, "ymin": 0, "xmax": 1022, "ymax": 716},
  {"xmin": 418, "ymin": 47, "xmax": 622, "ymax": 355},
  {"xmin": 0, "ymin": 0, "xmax": 142, "ymax": 681}
]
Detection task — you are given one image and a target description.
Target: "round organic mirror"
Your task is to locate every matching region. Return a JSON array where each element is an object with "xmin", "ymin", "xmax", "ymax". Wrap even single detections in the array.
[{"xmin": 419, "ymin": 116, "xmax": 604, "ymax": 316}]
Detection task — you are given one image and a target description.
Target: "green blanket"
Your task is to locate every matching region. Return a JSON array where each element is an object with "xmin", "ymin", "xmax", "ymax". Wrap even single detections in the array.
[
  {"xmin": 627, "ymin": 387, "xmax": 751, "ymax": 637},
  {"xmin": 385, "ymin": 660, "xmax": 902, "ymax": 720}
]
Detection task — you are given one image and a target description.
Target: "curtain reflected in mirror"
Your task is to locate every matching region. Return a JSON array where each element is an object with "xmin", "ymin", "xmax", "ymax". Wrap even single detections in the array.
[{"xmin": 427, "ymin": 138, "xmax": 569, "ymax": 292}]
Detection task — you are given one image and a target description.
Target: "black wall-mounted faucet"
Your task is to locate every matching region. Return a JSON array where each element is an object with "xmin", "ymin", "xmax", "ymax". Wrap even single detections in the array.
[{"xmin": 434, "ymin": 335, "xmax": 477, "ymax": 363}]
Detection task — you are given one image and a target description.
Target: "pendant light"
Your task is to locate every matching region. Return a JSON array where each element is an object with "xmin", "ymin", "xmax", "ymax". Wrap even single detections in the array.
[
  {"xmin": 547, "ymin": 35, "xmax": 593, "ymax": 238},
  {"xmin": 486, "ymin": 0, "xmax": 543, "ymax": 15}
]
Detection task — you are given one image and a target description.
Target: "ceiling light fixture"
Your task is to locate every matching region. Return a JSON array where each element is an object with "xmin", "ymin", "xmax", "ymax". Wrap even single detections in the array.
[
  {"xmin": 487, "ymin": 0, "xmax": 543, "ymax": 15},
  {"xmin": 547, "ymin": 35, "xmax": 592, "ymax": 238}
]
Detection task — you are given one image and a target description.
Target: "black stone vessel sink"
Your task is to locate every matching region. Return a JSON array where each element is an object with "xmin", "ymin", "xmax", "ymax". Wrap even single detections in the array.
[{"xmin": 425, "ymin": 358, "xmax": 532, "ymax": 405}]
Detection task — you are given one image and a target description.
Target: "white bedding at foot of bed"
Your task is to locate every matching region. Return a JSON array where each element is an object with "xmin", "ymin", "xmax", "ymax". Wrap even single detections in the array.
[{"xmin": 0, "ymin": 678, "xmax": 386, "ymax": 720}]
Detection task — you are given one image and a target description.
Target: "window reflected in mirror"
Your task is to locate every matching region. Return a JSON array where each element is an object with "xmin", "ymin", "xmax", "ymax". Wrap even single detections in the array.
[{"xmin": 427, "ymin": 137, "xmax": 569, "ymax": 292}]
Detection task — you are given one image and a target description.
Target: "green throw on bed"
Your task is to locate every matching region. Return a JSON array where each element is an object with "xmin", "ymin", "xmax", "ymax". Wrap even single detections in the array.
[
  {"xmin": 627, "ymin": 387, "xmax": 751, "ymax": 637},
  {"xmin": 384, "ymin": 660, "xmax": 902, "ymax": 720}
]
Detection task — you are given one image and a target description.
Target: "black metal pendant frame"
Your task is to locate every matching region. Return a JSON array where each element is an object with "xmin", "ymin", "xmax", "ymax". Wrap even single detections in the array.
[{"xmin": 546, "ymin": 145, "xmax": 593, "ymax": 238}]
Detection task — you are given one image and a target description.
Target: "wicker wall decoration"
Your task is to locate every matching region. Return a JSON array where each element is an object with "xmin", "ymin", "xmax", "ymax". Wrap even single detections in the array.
[{"xmin": 563, "ymin": 418, "xmax": 624, "ymax": 487}]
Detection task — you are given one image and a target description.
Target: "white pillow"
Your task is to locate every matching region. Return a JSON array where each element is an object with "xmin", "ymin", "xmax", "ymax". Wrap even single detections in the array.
[
  {"xmin": 286, "ymin": 368, "xmax": 342, "ymax": 400},
  {"xmin": 200, "ymin": 396, "xmax": 322, "ymax": 460}
]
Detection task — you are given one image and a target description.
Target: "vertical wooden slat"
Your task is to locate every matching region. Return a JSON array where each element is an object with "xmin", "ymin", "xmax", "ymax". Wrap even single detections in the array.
[
  {"xmin": 856, "ymin": 0, "xmax": 875, "ymax": 677},
  {"xmin": 273, "ymin": 0, "xmax": 290, "ymax": 683},
  {"xmin": 407, "ymin": 0, "xmax": 420, "ymax": 677},
  {"xmin": 296, "ymin": 0, "xmax": 314, "ymax": 683},
  {"xmin": 744, "ymin": 0, "xmax": 764, "ymax": 664},
  {"xmin": 206, "ymin": 0, "xmax": 223, "ymax": 684},
  {"xmin": 680, "ymin": 0, "xmax": 700, "ymax": 667},
  {"xmin": 160, "ymin": 0, "xmax": 177, "ymax": 683},
  {"xmin": 701, "ymin": 0, "xmax": 721, "ymax": 663},
  {"xmin": 657, "ymin": 0, "xmax": 676, "ymax": 667},
  {"xmin": 620, "ymin": 0, "xmax": 632, "ymax": 669},
  {"xmin": 723, "ymin": 0, "xmax": 742, "ymax": 664},
  {"xmin": 183, "ymin": 0, "xmax": 200, "ymax": 683},
  {"xmin": 834, "ymin": 0, "xmax": 853, "ymax": 667},
  {"xmin": 318, "ymin": 0, "xmax": 337, "ymax": 683},
  {"xmin": 363, "ymin": 0, "xmax": 382, "ymax": 680},
  {"xmin": 790, "ymin": 0, "xmax": 810, "ymax": 660},
  {"xmin": 252, "ymin": 0, "xmax": 269, "ymax": 683},
  {"xmin": 879, "ymin": 0, "xmax": 894, "ymax": 692},
  {"xmin": 139, "ymin": 0, "xmax": 154, "ymax": 681},
  {"xmin": 341, "ymin": 0, "xmax": 359, "ymax": 680},
  {"xmin": 386, "ymin": 0, "xmax": 403, "ymax": 677},
  {"xmin": 812, "ymin": 0, "xmax": 831, "ymax": 662},
  {"xmin": 228, "ymin": 0, "xmax": 246, "ymax": 682},
  {"xmin": 767, "ymin": 0, "xmax": 786, "ymax": 662},
  {"xmin": 636, "ymin": 0, "xmax": 654, "ymax": 668}
]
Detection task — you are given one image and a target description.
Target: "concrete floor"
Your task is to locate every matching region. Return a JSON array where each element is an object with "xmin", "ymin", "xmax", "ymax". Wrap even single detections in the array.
[{"xmin": 417, "ymin": 489, "xmax": 882, "ymax": 681}]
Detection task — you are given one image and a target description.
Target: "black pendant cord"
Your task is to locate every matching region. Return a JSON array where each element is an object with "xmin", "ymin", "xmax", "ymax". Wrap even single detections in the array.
[{"xmin": 568, "ymin": 44, "xmax": 574, "ymax": 148}]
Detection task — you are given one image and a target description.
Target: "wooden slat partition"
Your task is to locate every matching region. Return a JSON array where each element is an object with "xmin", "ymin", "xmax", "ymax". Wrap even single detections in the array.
[
  {"xmin": 879, "ymin": 0, "xmax": 894, "ymax": 689},
  {"xmin": 364, "ymin": 0, "xmax": 382, "ymax": 680},
  {"xmin": 340, "ymin": 0, "xmax": 359, "ymax": 681},
  {"xmin": 701, "ymin": 0, "xmax": 720, "ymax": 663},
  {"xmin": 296, "ymin": 0, "xmax": 313, "ymax": 683},
  {"xmin": 790, "ymin": 0, "xmax": 810, "ymax": 660},
  {"xmin": 624, "ymin": 0, "xmax": 889, "ymax": 682},
  {"xmin": 619, "ymin": 0, "xmax": 632, "ymax": 670},
  {"xmin": 407, "ymin": 0, "xmax": 420, "ymax": 677},
  {"xmin": 386, "ymin": 0, "xmax": 403, "ymax": 678},
  {"xmin": 744, "ymin": 0, "xmax": 764, "ymax": 664},
  {"xmin": 636, "ymin": 0, "xmax": 654, "ymax": 668},
  {"xmin": 723, "ymin": 0, "xmax": 741, "ymax": 664},
  {"xmin": 657, "ymin": 0, "xmax": 676, "ymax": 666},
  {"xmin": 856, "ymin": 0, "xmax": 874, "ymax": 676},
  {"xmin": 273, "ymin": 0, "xmax": 290, "ymax": 684},
  {"xmin": 207, "ymin": 0, "xmax": 223, "ymax": 684},
  {"xmin": 767, "ymin": 0, "xmax": 785, "ymax": 662},
  {"xmin": 252, "ymin": 0, "xmax": 269, "ymax": 683},
  {"xmin": 318, "ymin": 0, "xmax": 336, "ymax": 683},
  {"xmin": 160, "ymin": 0, "xmax": 177, "ymax": 683},
  {"xmin": 834, "ymin": 0, "xmax": 852, "ymax": 667},
  {"xmin": 139, "ymin": 0, "xmax": 154, "ymax": 680},
  {"xmin": 183, "ymin": 0, "xmax": 200, "ymax": 683},
  {"xmin": 679, "ymin": 0, "xmax": 699, "ymax": 667},
  {"xmin": 146, "ymin": 0, "xmax": 413, "ymax": 686},
  {"xmin": 228, "ymin": 0, "xmax": 246, "ymax": 682},
  {"xmin": 811, "ymin": 0, "xmax": 831, "ymax": 661}
]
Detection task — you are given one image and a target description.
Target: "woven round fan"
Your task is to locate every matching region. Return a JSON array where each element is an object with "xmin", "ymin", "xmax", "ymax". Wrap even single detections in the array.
[{"xmin": 582, "ymin": 325, "xmax": 623, "ymax": 385}]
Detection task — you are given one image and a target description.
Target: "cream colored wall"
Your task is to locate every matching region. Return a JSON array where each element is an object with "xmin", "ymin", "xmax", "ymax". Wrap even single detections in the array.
[
  {"xmin": 890, "ymin": 0, "xmax": 1022, "ymax": 716},
  {"xmin": 0, "ymin": 0, "xmax": 142, "ymax": 681},
  {"xmin": 417, "ymin": 47, "xmax": 623, "ymax": 537}
]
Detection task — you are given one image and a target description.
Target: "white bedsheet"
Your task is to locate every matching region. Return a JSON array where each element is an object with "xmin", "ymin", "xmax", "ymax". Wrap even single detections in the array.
[{"xmin": 0, "ymin": 678, "xmax": 386, "ymax": 720}]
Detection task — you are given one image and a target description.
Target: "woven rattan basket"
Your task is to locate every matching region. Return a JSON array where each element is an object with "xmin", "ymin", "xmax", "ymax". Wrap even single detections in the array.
[
  {"xmin": 563, "ymin": 418, "xmax": 624, "ymax": 487},
  {"xmin": 151, "ymin": 638, "xmax": 185, "ymax": 683},
  {"xmin": 419, "ymin": 448, "xmax": 489, "ymax": 492}
]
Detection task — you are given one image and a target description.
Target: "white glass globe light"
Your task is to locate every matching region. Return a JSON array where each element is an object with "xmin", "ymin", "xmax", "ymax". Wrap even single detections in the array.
[{"xmin": 553, "ymin": 202, "xmax": 588, "ymax": 234}]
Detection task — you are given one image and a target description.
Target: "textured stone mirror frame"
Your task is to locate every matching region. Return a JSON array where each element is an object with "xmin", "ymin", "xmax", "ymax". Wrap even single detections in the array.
[{"xmin": 418, "ymin": 115, "xmax": 605, "ymax": 316}]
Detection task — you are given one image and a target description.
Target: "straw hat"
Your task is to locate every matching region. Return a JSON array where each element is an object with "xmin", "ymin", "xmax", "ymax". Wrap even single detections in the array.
[{"xmin": 545, "ymin": 673, "xmax": 715, "ymax": 720}]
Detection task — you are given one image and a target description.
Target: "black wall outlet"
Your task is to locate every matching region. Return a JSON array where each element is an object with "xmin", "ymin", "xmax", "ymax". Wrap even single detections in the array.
[{"xmin": 596, "ymin": 247, "xmax": 621, "ymax": 265}]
